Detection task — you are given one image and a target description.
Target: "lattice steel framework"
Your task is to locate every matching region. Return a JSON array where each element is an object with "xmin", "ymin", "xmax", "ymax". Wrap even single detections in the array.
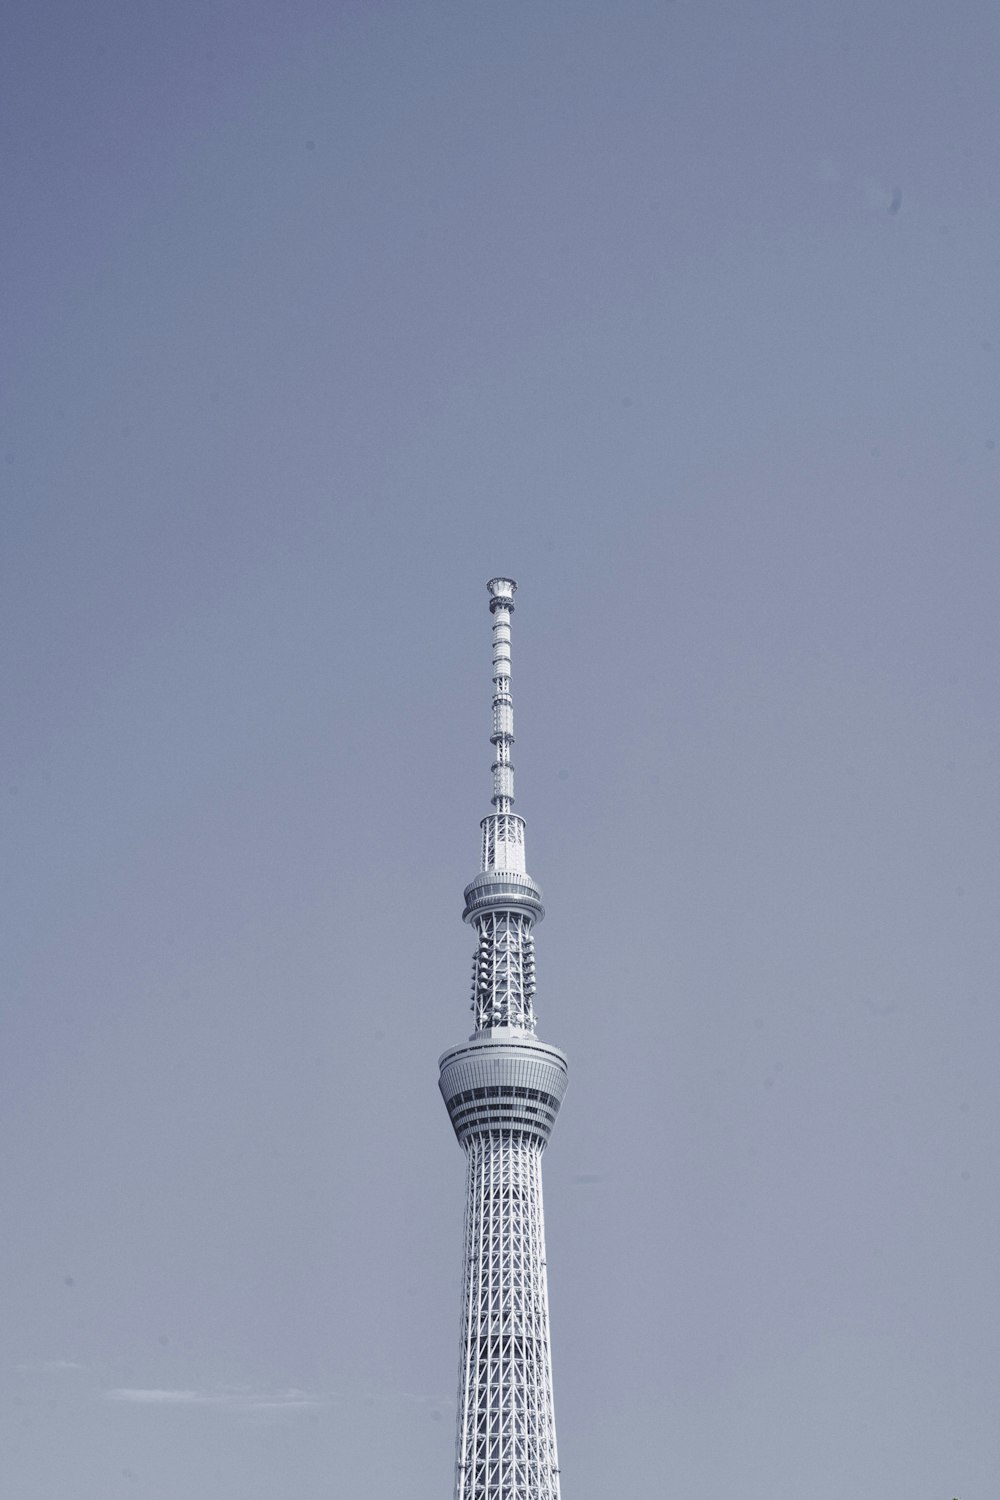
[{"xmin": 439, "ymin": 578, "xmax": 567, "ymax": 1500}]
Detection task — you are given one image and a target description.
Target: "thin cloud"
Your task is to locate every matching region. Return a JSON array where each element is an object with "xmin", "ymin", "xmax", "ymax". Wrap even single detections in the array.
[
  {"xmin": 105, "ymin": 1386, "xmax": 330, "ymax": 1411},
  {"xmin": 16, "ymin": 1359, "xmax": 91, "ymax": 1374},
  {"xmin": 107, "ymin": 1389, "xmax": 204, "ymax": 1405}
]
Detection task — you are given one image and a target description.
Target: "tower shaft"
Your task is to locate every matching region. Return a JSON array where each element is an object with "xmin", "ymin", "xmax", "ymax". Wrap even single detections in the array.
[
  {"xmin": 440, "ymin": 579, "xmax": 566, "ymax": 1500},
  {"xmin": 456, "ymin": 1136, "xmax": 559, "ymax": 1500}
]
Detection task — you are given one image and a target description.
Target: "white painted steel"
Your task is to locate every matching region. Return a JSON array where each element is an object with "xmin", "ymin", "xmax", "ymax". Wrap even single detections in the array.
[
  {"xmin": 454, "ymin": 1134, "xmax": 561, "ymax": 1500},
  {"xmin": 488, "ymin": 580, "xmax": 516, "ymax": 814},
  {"xmin": 481, "ymin": 815, "xmax": 526, "ymax": 876},
  {"xmin": 440, "ymin": 579, "xmax": 567, "ymax": 1500},
  {"xmin": 439, "ymin": 1038, "xmax": 569, "ymax": 1146}
]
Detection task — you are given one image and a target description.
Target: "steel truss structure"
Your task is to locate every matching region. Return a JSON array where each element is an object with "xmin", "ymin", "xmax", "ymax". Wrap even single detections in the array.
[
  {"xmin": 439, "ymin": 578, "xmax": 567, "ymax": 1500},
  {"xmin": 456, "ymin": 1135, "xmax": 559, "ymax": 1500}
]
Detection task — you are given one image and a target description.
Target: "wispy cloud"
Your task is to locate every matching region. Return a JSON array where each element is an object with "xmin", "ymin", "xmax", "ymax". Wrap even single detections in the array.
[
  {"xmin": 16, "ymin": 1359, "xmax": 91, "ymax": 1374},
  {"xmin": 105, "ymin": 1386, "xmax": 330, "ymax": 1411}
]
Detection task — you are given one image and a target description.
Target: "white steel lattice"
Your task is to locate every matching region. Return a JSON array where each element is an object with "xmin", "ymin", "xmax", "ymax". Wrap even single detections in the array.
[
  {"xmin": 455, "ymin": 1132, "xmax": 561, "ymax": 1500},
  {"xmin": 441, "ymin": 578, "xmax": 567, "ymax": 1500},
  {"xmin": 481, "ymin": 814, "xmax": 526, "ymax": 874},
  {"xmin": 470, "ymin": 912, "xmax": 537, "ymax": 1032},
  {"xmin": 489, "ymin": 586, "xmax": 515, "ymax": 814}
]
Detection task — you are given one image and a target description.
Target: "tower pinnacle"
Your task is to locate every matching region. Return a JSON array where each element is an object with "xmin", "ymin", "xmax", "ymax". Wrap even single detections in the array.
[{"xmin": 464, "ymin": 576, "xmax": 543, "ymax": 1034}]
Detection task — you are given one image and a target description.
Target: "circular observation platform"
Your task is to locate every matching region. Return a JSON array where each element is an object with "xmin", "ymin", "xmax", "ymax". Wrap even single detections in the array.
[
  {"xmin": 439, "ymin": 1036, "xmax": 568, "ymax": 1147},
  {"xmin": 462, "ymin": 870, "xmax": 544, "ymax": 924}
]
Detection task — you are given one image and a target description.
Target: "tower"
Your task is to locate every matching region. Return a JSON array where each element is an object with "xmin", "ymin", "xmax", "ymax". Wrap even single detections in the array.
[{"xmin": 439, "ymin": 578, "xmax": 568, "ymax": 1500}]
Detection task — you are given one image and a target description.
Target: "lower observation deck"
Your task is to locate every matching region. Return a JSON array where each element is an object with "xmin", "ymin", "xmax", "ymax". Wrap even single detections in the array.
[{"xmin": 439, "ymin": 1036, "xmax": 568, "ymax": 1148}]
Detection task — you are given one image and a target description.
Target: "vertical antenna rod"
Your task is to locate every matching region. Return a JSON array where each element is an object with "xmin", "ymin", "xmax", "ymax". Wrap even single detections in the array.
[
  {"xmin": 488, "ymin": 576, "xmax": 516, "ymax": 814},
  {"xmin": 478, "ymin": 578, "xmax": 528, "ymax": 879}
]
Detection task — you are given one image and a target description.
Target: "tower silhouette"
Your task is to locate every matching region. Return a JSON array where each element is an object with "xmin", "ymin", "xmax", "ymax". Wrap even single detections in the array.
[{"xmin": 439, "ymin": 578, "xmax": 567, "ymax": 1500}]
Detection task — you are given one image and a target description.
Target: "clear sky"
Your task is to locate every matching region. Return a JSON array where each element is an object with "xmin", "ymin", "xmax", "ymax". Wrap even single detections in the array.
[{"xmin": 3, "ymin": 2, "xmax": 998, "ymax": 1496}]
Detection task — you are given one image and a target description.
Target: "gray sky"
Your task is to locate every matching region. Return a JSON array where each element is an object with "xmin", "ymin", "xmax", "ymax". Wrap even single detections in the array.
[{"xmin": 3, "ymin": 1, "xmax": 998, "ymax": 1496}]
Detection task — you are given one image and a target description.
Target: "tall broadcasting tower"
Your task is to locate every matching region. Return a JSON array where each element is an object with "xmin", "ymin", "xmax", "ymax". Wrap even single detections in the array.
[{"xmin": 439, "ymin": 578, "xmax": 568, "ymax": 1500}]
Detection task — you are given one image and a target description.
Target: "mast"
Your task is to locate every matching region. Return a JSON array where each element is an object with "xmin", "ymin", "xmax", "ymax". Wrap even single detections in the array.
[{"xmin": 465, "ymin": 578, "xmax": 541, "ymax": 1035}]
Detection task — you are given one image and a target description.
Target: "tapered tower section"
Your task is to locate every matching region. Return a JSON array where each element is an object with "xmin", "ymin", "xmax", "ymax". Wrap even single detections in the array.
[{"xmin": 439, "ymin": 578, "xmax": 567, "ymax": 1500}]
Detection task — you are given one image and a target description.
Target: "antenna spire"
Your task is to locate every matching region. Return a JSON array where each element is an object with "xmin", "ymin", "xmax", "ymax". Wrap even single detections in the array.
[
  {"xmin": 478, "ymin": 577, "xmax": 527, "ymax": 878},
  {"xmin": 487, "ymin": 576, "xmax": 517, "ymax": 813},
  {"xmin": 459, "ymin": 576, "xmax": 544, "ymax": 1035}
]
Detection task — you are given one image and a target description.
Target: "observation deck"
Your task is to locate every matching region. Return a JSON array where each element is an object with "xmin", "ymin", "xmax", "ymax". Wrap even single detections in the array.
[{"xmin": 439, "ymin": 1036, "xmax": 568, "ymax": 1148}]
